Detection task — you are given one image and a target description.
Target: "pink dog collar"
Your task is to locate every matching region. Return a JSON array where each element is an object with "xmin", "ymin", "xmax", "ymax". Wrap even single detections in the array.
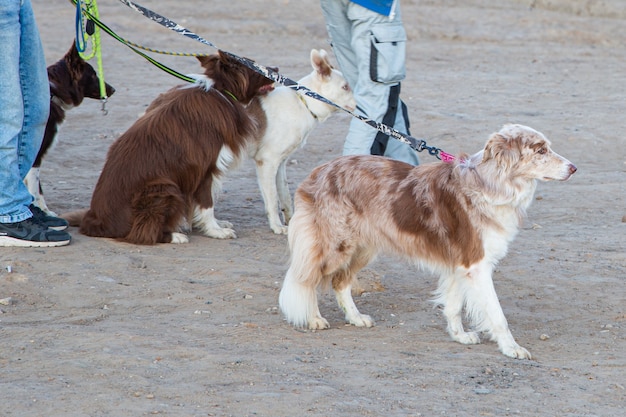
[{"xmin": 439, "ymin": 151, "xmax": 456, "ymax": 163}]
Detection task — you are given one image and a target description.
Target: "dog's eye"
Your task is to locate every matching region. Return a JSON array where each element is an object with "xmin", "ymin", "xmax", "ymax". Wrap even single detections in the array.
[
  {"xmin": 342, "ymin": 84, "xmax": 350, "ymax": 91},
  {"xmin": 537, "ymin": 147, "xmax": 547, "ymax": 155}
]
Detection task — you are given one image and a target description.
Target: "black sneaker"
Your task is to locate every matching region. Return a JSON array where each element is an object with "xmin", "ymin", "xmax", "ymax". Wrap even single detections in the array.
[
  {"xmin": 29, "ymin": 204, "xmax": 68, "ymax": 231},
  {"xmin": 0, "ymin": 218, "xmax": 71, "ymax": 247}
]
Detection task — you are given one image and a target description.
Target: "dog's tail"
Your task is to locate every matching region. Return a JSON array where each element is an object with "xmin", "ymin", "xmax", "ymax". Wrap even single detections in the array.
[
  {"xmin": 60, "ymin": 209, "xmax": 88, "ymax": 227},
  {"xmin": 279, "ymin": 266, "xmax": 320, "ymax": 328},
  {"xmin": 278, "ymin": 206, "xmax": 326, "ymax": 328}
]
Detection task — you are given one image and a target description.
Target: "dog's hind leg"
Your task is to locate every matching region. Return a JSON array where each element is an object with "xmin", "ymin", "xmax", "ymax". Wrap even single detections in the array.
[
  {"xmin": 462, "ymin": 262, "xmax": 532, "ymax": 359},
  {"xmin": 332, "ymin": 247, "xmax": 376, "ymax": 327},
  {"xmin": 255, "ymin": 158, "xmax": 288, "ymax": 235},
  {"xmin": 276, "ymin": 161, "xmax": 293, "ymax": 226},
  {"xmin": 127, "ymin": 181, "xmax": 186, "ymax": 244},
  {"xmin": 333, "ymin": 282, "xmax": 375, "ymax": 328}
]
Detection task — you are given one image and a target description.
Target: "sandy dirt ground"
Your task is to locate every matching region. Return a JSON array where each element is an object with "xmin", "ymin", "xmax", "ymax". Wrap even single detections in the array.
[{"xmin": 1, "ymin": 0, "xmax": 625, "ymax": 416}]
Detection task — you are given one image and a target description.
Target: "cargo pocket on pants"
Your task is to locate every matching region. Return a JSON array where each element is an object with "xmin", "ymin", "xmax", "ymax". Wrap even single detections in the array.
[{"xmin": 369, "ymin": 22, "xmax": 407, "ymax": 83}]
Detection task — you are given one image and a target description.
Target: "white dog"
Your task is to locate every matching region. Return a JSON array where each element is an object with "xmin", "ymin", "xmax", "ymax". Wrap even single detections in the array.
[
  {"xmin": 247, "ymin": 49, "xmax": 356, "ymax": 234},
  {"xmin": 279, "ymin": 124, "xmax": 577, "ymax": 359}
]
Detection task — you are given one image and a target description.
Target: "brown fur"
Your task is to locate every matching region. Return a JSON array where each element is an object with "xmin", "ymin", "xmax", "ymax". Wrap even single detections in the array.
[
  {"xmin": 66, "ymin": 51, "xmax": 274, "ymax": 244},
  {"xmin": 293, "ymin": 156, "xmax": 485, "ymax": 277}
]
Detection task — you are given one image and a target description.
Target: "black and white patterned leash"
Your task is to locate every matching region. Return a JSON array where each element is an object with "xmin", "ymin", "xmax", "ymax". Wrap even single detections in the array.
[{"xmin": 117, "ymin": 0, "xmax": 454, "ymax": 161}]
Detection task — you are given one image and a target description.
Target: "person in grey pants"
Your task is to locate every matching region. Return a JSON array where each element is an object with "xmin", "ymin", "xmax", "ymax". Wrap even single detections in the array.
[{"xmin": 320, "ymin": 0, "xmax": 419, "ymax": 165}]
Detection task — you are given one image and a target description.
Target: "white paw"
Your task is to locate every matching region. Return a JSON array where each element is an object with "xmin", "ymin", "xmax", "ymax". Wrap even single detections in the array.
[
  {"xmin": 203, "ymin": 227, "xmax": 237, "ymax": 239},
  {"xmin": 501, "ymin": 343, "xmax": 532, "ymax": 360},
  {"xmin": 452, "ymin": 331, "xmax": 481, "ymax": 345},
  {"xmin": 308, "ymin": 317, "xmax": 330, "ymax": 330},
  {"xmin": 170, "ymin": 232, "xmax": 189, "ymax": 244},
  {"xmin": 348, "ymin": 313, "xmax": 375, "ymax": 328},
  {"xmin": 271, "ymin": 224, "xmax": 288, "ymax": 235}
]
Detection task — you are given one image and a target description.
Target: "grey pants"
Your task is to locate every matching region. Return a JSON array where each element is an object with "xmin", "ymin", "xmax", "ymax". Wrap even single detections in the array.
[{"xmin": 320, "ymin": 0, "xmax": 419, "ymax": 165}]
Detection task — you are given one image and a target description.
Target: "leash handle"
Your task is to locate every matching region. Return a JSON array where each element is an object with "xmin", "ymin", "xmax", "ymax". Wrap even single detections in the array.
[
  {"xmin": 75, "ymin": 0, "xmax": 110, "ymax": 111},
  {"xmin": 75, "ymin": 0, "xmax": 97, "ymax": 59},
  {"xmin": 74, "ymin": 0, "xmax": 88, "ymax": 54}
]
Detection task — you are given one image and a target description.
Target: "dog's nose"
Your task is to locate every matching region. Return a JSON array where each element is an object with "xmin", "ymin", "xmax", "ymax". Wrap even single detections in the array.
[{"xmin": 568, "ymin": 164, "xmax": 577, "ymax": 175}]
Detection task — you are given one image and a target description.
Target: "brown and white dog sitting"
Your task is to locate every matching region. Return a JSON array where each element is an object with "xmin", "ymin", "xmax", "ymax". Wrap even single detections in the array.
[
  {"xmin": 279, "ymin": 124, "xmax": 577, "ymax": 359},
  {"xmin": 63, "ymin": 51, "xmax": 274, "ymax": 244},
  {"xmin": 25, "ymin": 42, "xmax": 115, "ymax": 215},
  {"xmin": 246, "ymin": 49, "xmax": 356, "ymax": 234}
]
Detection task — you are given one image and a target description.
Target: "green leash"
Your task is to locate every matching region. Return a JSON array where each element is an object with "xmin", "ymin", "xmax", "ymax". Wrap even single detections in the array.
[{"xmin": 75, "ymin": 0, "xmax": 109, "ymax": 113}]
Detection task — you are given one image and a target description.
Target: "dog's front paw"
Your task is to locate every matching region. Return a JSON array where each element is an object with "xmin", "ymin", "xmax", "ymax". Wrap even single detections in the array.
[
  {"xmin": 170, "ymin": 232, "xmax": 189, "ymax": 244},
  {"xmin": 309, "ymin": 316, "xmax": 330, "ymax": 330},
  {"xmin": 348, "ymin": 313, "xmax": 375, "ymax": 328},
  {"xmin": 204, "ymin": 227, "xmax": 237, "ymax": 239},
  {"xmin": 501, "ymin": 343, "xmax": 532, "ymax": 360},
  {"xmin": 271, "ymin": 224, "xmax": 288, "ymax": 235},
  {"xmin": 452, "ymin": 331, "xmax": 481, "ymax": 345}
]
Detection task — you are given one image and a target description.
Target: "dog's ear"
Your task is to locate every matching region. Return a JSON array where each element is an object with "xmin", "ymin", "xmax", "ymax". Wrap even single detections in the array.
[
  {"xmin": 65, "ymin": 41, "xmax": 83, "ymax": 67},
  {"xmin": 482, "ymin": 132, "xmax": 522, "ymax": 169},
  {"xmin": 217, "ymin": 50, "xmax": 233, "ymax": 66},
  {"xmin": 65, "ymin": 41, "xmax": 86, "ymax": 84},
  {"xmin": 197, "ymin": 54, "xmax": 222, "ymax": 78},
  {"xmin": 196, "ymin": 55, "xmax": 212, "ymax": 68},
  {"xmin": 310, "ymin": 49, "xmax": 332, "ymax": 78},
  {"xmin": 67, "ymin": 41, "xmax": 79, "ymax": 58}
]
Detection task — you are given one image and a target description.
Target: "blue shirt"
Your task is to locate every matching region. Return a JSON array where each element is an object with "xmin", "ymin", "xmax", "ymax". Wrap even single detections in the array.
[{"xmin": 351, "ymin": 0, "xmax": 397, "ymax": 17}]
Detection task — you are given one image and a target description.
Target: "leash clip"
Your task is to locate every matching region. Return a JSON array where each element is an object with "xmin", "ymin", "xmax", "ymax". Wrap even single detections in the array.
[
  {"xmin": 413, "ymin": 139, "xmax": 426, "ymax": 153},
  {"xmin": 100, "ymin": 97, "xmax": 108, "ymax": 115}
]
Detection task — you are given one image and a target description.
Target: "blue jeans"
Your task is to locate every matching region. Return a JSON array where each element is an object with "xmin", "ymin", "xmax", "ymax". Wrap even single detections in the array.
[
  {"xmin": 320, "ymin": 0, "xmax": 419, "ymax": 165},
  {"xmin": 0, "ymin": 0, "xmax": 49, "ymax": 223}
]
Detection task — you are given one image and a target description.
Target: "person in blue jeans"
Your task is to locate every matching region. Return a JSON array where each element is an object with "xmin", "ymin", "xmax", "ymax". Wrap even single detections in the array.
[
  {"xmin": 320, "ymin": 0, "xmax": 419, "ymax": 165},
  {"xmin": 0, "ymin": 0, "xmax": 71, "ymax": 247}
]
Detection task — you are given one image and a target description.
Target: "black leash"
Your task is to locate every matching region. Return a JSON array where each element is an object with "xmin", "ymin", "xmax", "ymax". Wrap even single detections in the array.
[{"xmin": 116, "ymin": 0, "xmax": 453, "ymax": 161}]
